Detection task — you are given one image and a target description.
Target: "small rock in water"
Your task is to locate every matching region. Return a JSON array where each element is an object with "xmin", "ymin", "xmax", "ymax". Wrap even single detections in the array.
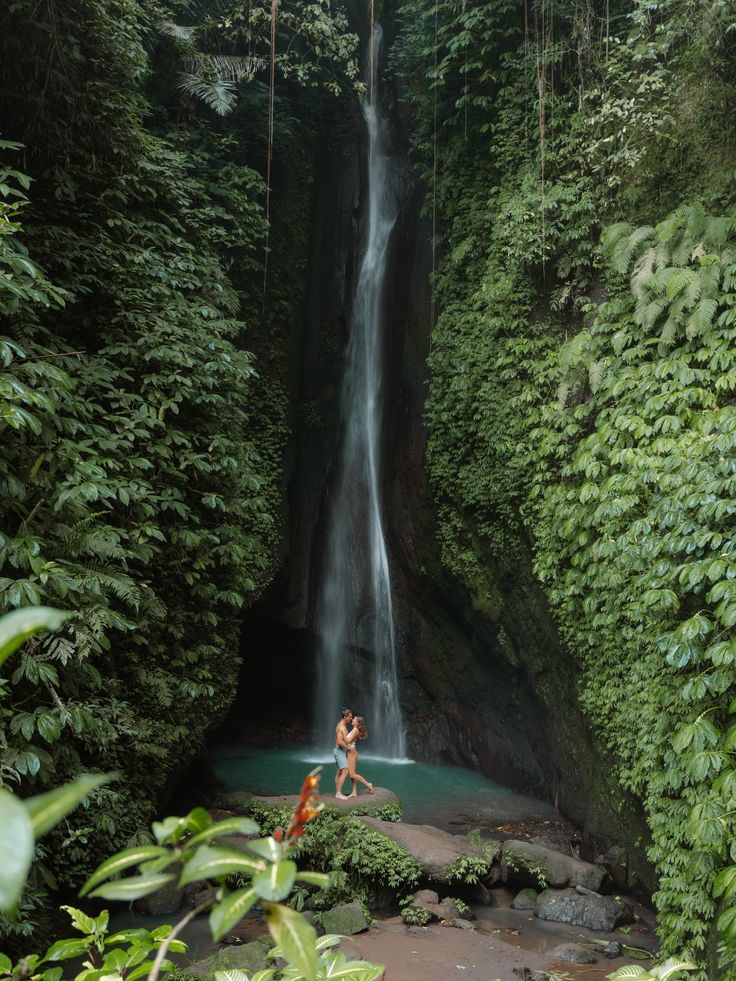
[
  {"xmin": 550, "ymin": 942, "xmax": 598, "ymax": 964},
  {"xmin": 602, "ymin": 940, "xmax": 624, "ymax": 958},
  {"xmin": 511, "ymin": 888, "xmax": 538, "ymax": 910}
]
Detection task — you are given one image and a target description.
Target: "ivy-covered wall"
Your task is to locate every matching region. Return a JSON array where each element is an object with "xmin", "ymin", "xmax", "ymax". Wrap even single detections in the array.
[
  {"xmin": 0, "ymin": 0, "xmax": 359, "ymax": 943},
  {"xmin": 392, "ymin": 0, "xmax": 736, "ymax": 975}
]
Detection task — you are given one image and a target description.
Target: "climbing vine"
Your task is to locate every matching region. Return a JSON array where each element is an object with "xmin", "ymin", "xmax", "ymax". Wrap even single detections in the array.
[{"xmin": 395, "ymin": 0, "xmax": 736, "ymax": 975}]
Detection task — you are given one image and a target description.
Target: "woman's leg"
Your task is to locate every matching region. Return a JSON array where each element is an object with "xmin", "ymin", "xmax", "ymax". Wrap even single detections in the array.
[{"xmin": 347, "ymin": 750, "xmax": 373, "ymax": 795}]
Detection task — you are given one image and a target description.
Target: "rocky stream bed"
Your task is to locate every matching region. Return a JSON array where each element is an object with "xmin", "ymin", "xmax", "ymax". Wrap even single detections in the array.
[{"xmin": 133, "ymin": 787, "xmax": 657, "ymax": 981}]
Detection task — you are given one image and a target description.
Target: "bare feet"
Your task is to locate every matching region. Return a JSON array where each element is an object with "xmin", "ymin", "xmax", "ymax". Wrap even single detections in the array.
[
  {"xmin": 367, "ymin": 783, "xmax": 374, "ymax": 794},
  {"xmin": 336, "ymin": 793, "xmax": 350, "ymax": 800},
  {"xmin": 348, "ymin": 793, "xmax": 357, "ymax": 798}
]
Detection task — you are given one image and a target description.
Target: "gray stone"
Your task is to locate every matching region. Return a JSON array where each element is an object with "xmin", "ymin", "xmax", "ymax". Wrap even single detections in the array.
[
  {"xmin": 502, "ymin": 840, "xmax": 606, "ymax": 892},
  {"xmin": 358, "ymin": 818, "xmax": 497, "ymax": 884},
  {"xmin": 602, "ymin": 940, "xmax": 624, "ymax": 958},
  {"xmin": 241, "ymin": 788, "xmax": 401, "ymax": 817},
  {"xmin": 321, "ymin": 901, "xmax": 369, "ymax": 935},
  {"xmin": 411, "ymin": 890, "xmax": 474, "ymax": 924},
  {"xmin": 413, "ymin": 888, "xmax": 440, "ymax": 907},
  {"xmin": 406, "ymin": 924, "xmax": 430, "ymax": 935},
  {"xmin": 595, "ymin": 846, "xmax": 636, "ymax": 891},
  {"xmin": 470, "ymin": 882, "xmax": 495, "ymax": 905},
  {"xmin": 511, "ymin": 888, "xmax": 538, "ymax": 911},
  {"xmin": 444, "ymin": 917, "xmax": 475, "ymax": 930},
  {"xmin": 550, "ymin": 942, "xmax": 598, "ymax": 964},
  {"xmin": 134, "ymin": 880, "xmax": 183, "ymax": 916},
  {"xmin": 187, "ymin": 940, "xmax": 271, "ymax": 978},
  {"xmin": 535, "ymin": 888, "xmax": 634, "ymax": 932}
]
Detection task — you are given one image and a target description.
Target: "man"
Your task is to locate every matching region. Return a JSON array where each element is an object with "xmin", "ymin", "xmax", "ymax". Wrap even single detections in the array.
[{"xmin": 334, "ymin": 707, "xmax": 353, "ymax": 799}]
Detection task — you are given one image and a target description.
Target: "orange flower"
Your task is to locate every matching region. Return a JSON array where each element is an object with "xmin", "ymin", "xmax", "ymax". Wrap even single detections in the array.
[{"xmin": 286, "ymin": 767, "xmax": 324, "ymax": 841}]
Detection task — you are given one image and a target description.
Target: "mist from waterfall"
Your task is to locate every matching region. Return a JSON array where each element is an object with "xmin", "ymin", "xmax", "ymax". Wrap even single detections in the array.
[{"xmin": 314, "ymin": 25, "xmax": 406, "ymax": 760}]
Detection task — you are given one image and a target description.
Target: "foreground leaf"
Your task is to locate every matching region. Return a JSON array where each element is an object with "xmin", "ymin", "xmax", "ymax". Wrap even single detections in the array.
[
  {"xmin": 0, "ymin": 607, "xmax": 70, "ymax": 668},
  {"xmin": 253, "ymin": 860, "xmax": 297, "ymax": 902},
  {"xmin": 88, "ymin": 873, "xmax": 177, "ymax": 901},
  {"xmin": 80, "ymin": 844, "xmax": 169, "ymax": 896},
  {"xmin": 210, "ymin": 886, "xmax": 259, "ymax": 941},
  {"xmin": 263, "ymin": 902, "xmax": 317, "ymax": 981},
  {"xmin": 0, "ymin": 788, "xmax": 34, "ymax": 914},
  {"xmin": 187, "ymin": 817, "xmax": 260, "ymax": 849},
  {"xmin": 26, "ymin": 773, "xmax": 112, "ymax": 839},
  {"xmin": 179, "ymin": 845, "xmax": 264, "ymax": 886}
]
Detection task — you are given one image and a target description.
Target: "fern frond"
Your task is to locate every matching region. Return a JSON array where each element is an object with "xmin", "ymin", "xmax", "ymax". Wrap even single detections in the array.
[
  {"xmin": 631, "ymin": 247, "xmax": 656, "ymax": 299},
  {"xmin": 665, "ymin": 267, "xmax": 698, "ymax": 302},
  {"xmin": 588, "ymin": 358, "xmax": 606, "ymax": 394},
  {"xmin": 177, "ymin": 74, "xmax": 236, "ymax": 115},
  {"xmin": 557, "ymin": 330, "xmax": 591, "ymax": 374},
  {"xmin": 684, "ymin": 201, "xmax": 706, "ymax": 247},
  {"xmin": 634, "ymin": 297, "xmax": 667, "ymax": 332},
  {"xmin": 657, "ymin": 316, "xmax": 679, "ymax": 354},
  {"xmin": 186, "ymin": 53, "xmax": 264, "ymax": 82},
  {"xmin": 686, "ymin": 297, "xmax": 719, "ymax": 339},
  {"xmin": 556, "ymin": 382, "xmax": 571, "ymax": 411},
  {"xmin": 602, "ymin": 222, "xmax": 633, "ymax": 271},
  {"xmin": 159, "ymin": 22, "xmax": 198, "ymax": 48}
]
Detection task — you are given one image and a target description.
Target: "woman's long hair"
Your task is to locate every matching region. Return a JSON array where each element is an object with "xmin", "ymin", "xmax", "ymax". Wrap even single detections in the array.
[{"xmin": 353, "ymin": 716, "xmax": 368, "ymax": 740}]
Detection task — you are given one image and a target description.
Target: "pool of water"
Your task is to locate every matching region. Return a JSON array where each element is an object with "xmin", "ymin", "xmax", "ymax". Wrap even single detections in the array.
[{"xmin": 209, "ymin": 745, "xmax": 556, "ymax": 830}]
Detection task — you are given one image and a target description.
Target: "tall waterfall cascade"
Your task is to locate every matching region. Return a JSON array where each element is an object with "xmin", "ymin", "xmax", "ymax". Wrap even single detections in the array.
[{"xmin": 315, "ymin": 25, "xmax": 406, "ymax": 760}]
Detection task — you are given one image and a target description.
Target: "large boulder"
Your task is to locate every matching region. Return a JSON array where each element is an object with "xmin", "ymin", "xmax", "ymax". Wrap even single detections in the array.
[
  {"xmin": 511, "ymin": 888, "xmax": 538, "ymax": 911},
  {"xmin": 321, "ymin": 902, "xmax": 369, "ymax": 935},
  {"xmin": 501, "ymin": 840, "xmax": 606, "ymax": 892},
  {"xmin": 187, "ymin": 940, "xmax": 271, "ymax": 977},
  {"xmin": 220, "ymin": 788, "xmax": 401, "ymax": 818},
  {"xmin": 358, "ymin": 817, "xmax": 498, "ymax": 884},
  {"xmin": 535, "ymin": 888, "xmax": 634, "ymax": 932},
  {"xmin": 134, "ymin": 880, "xmax": 184, "ymax": 916}
]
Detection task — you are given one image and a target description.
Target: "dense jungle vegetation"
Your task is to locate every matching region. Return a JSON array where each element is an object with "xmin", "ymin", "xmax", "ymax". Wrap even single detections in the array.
[
  {"xmin": 3, "ymin": 0, "xmax": 736, "ymax": 977},
  {"xmin": 0, "ymin": 0, "xmax": 359, "ymax": 946},
  {"xmin": 393, "ymin": 0, "xmax": 736, "ymax": 975}
]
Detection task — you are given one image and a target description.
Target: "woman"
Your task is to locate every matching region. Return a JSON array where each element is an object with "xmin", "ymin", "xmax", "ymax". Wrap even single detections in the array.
[{"xmin": 344, "ymin": 715, "xmax": 374, "ymax": 796}]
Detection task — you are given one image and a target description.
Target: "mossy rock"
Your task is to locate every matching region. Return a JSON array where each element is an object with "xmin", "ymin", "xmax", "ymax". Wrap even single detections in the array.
[
  {"xmin": 321, "ymin": 902, "xmax": 369, "ymax": 935},
  {"xmin": 187, "ymin": 940, "xmax": 271, "ymax": 979}
]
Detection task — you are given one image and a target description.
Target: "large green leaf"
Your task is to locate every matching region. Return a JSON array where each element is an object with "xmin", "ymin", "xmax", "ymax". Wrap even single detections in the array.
[
  {"xmin": 210, "ymin": 886, "xmax": 259, "ymax": 941},
  {"xmin": 253, "ymin": 860, "xmax": 297, "ymax": 902},
  {"xmin": 186, "ymin": 817, "xmax": 260, "ymax": 849},
  {"xmin": 42, "ymin": 939, "xmax": 92, "ymax": 963},
  {"xmin": 0, "ymin": 607, "xmax": 70, "ymax": 668},
  {"xmin": 80, "ymin": 844, "xmax": 169, "ymax": 896},
  {"xmin": 88, "ymin": 873, "xmax": 177, "ymax": 901},
  {"xmin": 179, "ymin": 845, "xmax": 264, "ymax": 887},
  {"xmin": 263, "ymin": 903, "xmax": 317, "ymax": 981},
  {"xmin": 0, "ymin": 788, "xmax": 34, "ymax": 914},
  {"xmin": 25, "ymin": 773, "xmax": 112, "ymax": 839}
]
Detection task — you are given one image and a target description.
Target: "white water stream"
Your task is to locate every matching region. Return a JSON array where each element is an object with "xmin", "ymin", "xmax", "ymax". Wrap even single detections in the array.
[{"xmin": 315, "ymin": 26, "xmax": 406, "ymax": 759}]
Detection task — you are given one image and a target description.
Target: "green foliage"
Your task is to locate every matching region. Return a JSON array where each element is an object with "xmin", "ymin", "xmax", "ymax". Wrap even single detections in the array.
[
  {"xmin": 445, "ymin": 855, "xmax": 491, "ymax": 887},
  {"xmin": 398, "ymin": 904, "xmax": 430, "ymax": 927},
  {"xmin": 394, "ymin": 0, "xmax": 736, "ymax": 975},
  {"xmin": 244, "ymin": 805, "xmax": 420, "ymax": 908},
  {"xmin": 0, "ymin": 0, "xmax": 359, "ymax": 946},
  {"xmin": 0, "ymin": 760, "xmax": 384, "ymax": 981},
  {"xmin": 607, "ymin": 959, "xmax": 697, "ymax": 981}
]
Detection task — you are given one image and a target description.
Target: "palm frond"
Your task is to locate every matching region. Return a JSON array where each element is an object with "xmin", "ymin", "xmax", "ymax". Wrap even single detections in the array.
[
  {"xmin": 159, "ymin": 22, "xmax": 198, "ymax": 49},
  {"xmin": 177, "ymin": 73, "xmax": 237, "ymax": 115}
]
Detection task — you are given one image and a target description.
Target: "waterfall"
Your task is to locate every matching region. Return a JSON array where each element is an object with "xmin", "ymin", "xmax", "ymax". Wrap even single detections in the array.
[{"xmin": 314, "ymin": 25, "xmax": 406, "ymax": 760}]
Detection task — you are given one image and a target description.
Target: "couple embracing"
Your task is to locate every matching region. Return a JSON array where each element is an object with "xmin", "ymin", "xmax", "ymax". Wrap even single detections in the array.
[{"xmin": 334, "ymin": 708, "xmax": 374, "ymax": 799}]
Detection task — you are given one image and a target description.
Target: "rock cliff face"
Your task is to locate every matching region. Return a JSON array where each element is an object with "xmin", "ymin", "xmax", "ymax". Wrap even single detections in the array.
[{"xmin": 239, "ymin": 0, "xmax": 650, "ymax": 880}]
